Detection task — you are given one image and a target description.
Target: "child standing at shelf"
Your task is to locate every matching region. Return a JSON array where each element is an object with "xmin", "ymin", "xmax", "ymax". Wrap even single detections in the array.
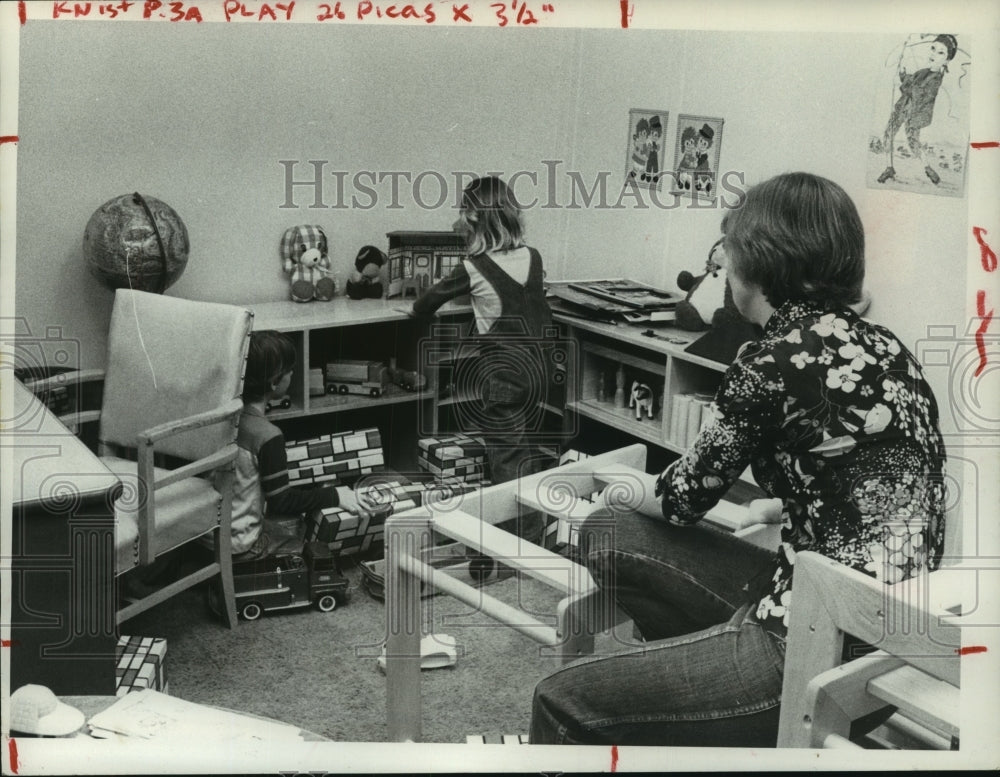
[
  {"xmin": 406, "ymin": 176, "xmax": 558, "ymax": 506},
  {"xmin": 231, "ymin": 330, "xmax": 363, "ymax": 561}
]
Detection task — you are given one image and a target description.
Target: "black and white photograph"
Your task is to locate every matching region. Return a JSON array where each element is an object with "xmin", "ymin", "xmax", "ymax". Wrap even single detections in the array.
[{"xmin": 1, "ymin": 1, "xmax": 998, "ymax": 774}]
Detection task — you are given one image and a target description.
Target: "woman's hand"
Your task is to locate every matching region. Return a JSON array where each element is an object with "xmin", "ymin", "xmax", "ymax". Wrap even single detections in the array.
[
  {"xmin": 747, "ymin": 498, "xmax": 783, "ymax": 524},
  {"xmin": 600, "ymin": 472, "xmax": 663, "ymax": 519}
]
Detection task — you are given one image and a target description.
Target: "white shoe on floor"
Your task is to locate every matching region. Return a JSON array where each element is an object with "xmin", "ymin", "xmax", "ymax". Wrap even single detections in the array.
[{"xmin": 377, "ymin": 633, "xmax": 458, "ymax": 672}]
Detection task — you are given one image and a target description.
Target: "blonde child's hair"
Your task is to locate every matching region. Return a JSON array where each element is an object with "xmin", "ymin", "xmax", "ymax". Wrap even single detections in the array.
[{"xmin": 457, "ymin": 176, "xmax": 526, "ymax": 256}]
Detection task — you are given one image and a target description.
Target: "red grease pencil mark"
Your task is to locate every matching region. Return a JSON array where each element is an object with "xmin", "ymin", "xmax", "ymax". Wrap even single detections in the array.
[
  {"xmin": 973, "ymin": 226, "xmax": 998, "ymax": 272},
  {"xmin": 0, "ymin": 136, "xmax": 18, "ymax": 146},
  {"xmin": 1, "ymin": 639, "xmax": 17, "ymax": 647},
  {"xmin": 18, "ymin": 1, "xmax": 26, "ymax": 25},
  {"xmin": 971, "ymin": 141, "xmax": 1000, "ymax": 149},
  {"xmin": 957, "ymin": 645, "xmax": 988, "ymax": 655},
  {"xmin": 975, "ymin": 290, "xmax": 993, "ymax": 377},
  {"xmin": 8, "ymin": 738, "xmax": 17, "ymax": 774},
  {"xmin": 611, "ymin": 744, "xmax": 619, "ymax": 771},
  {"xmin": 619, "ymin": 0, "xmax": 629, "ymax": 28}
]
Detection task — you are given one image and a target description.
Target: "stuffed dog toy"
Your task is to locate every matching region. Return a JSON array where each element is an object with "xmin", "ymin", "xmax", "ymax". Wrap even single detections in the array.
[{"xmin": 281, "ymin": 225, "xmax": 336, "ymax": 303}]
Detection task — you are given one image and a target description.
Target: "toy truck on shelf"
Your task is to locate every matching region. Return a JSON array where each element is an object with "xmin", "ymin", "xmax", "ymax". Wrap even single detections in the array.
[
  {"xmin": 387, "ymin": 357, "xmax": 427, "ymax": 392},
  {"xmin": 232, "ymin": 541, "xmax": 349, "ymax": 620},
  {"xmin": 325, "ymin": 360, "xmax": 388, "ymax": 398}
]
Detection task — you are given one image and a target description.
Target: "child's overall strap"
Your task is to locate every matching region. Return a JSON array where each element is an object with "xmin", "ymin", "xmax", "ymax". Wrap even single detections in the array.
[{"xmin": 467, "ymin": 247, "xmax": 551, "ymax": 338}]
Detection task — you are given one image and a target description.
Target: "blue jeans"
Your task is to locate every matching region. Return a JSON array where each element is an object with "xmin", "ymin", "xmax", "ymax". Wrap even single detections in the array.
[{"xmin": 529, "ymin": 511, "xmax": 785, "ymax": 746}]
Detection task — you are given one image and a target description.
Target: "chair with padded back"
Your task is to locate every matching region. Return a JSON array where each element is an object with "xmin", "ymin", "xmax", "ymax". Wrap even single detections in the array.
[{"xmin": 25, "ymin": 289, "xmax": 253, "ymax": 628}]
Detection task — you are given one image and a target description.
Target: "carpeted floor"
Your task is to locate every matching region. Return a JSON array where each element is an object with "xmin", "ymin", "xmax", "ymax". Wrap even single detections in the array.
[{"xmin": 121, "ymin": 555, "xmax": 572, "ymax": 743}]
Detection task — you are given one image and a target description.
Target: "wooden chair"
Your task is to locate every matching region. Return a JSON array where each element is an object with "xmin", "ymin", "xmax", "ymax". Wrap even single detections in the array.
[
  {"xmin": 777, "ymin": 550, "xmax": 963, "ymax": 749},
  {"xmin": 24, "ymin": 289, "xmax": 253, "ymax": 627},
  {"xmin": 383, "ymin": 443, "xmax": 779, "ymax": 741},
  {"xmin": 384, "ymin": 441, "xmax": 967, "ymax": 747}
]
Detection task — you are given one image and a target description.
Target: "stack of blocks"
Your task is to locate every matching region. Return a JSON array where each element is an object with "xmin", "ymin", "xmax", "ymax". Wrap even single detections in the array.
[
  {"xmin": 286, "ymin": 428, "xmax": 384, "ymax": 489},
  {"xmin": 417, "ymin": 433, "xmax": 489, "ymax": 485},
  {"xmin": 305, "ymin": 480, "xmax": 425, "ymax": 555},
  {"xmin": 115, "ymin": 635, "xmax": 168, "ymax": 697}
]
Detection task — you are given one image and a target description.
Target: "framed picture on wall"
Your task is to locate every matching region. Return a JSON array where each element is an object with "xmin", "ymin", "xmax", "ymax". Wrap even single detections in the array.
[
  {"xmin": 867, "ymin": 33, "xmax": 970, "ymax": 197},
  {"xmin": 625, "ymin": 108, "xmax": 669, "ymax": 191},
  {"xmin": 671, "ymin": 114, "xmax": 724, "ymax": 201}
]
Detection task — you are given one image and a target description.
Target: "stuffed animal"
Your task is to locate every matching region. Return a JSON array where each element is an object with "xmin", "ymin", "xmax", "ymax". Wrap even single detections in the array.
[
  {"xmin": 675, "ymin": 237, "xmax": 731, "ymax": 332},
  {"xmin": 674, "ymin": 237, "xmax": 761, "ymax": 364},
  {"xmin": 676, "ymin": 237, "xmax": 873, "ymax": 364},
  {"xmin": 280, "ymin": 225, "xmax": 336, "ymax": 303},
  {"xmin": 346, "ymin": 245, "xmax": 386, "ymax": 300}
]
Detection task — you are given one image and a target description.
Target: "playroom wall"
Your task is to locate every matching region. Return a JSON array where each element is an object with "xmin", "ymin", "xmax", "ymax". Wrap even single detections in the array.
[{"xmin": 15, "ymin": 22, "xmax": 968, "ymax": 437}]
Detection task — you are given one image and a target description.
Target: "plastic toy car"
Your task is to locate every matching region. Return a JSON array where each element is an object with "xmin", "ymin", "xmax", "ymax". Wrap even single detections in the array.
[
  {"xmin": 231, "ymin": 541, "xmax": 349, "ymax": 620},
  {"xmin": 265, "ymin": 394, "xmax": 292, "ymax": 412}
]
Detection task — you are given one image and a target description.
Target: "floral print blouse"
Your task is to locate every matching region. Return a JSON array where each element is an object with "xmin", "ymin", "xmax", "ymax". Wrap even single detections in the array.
[{"xmin": 654, "ymin": 300, "xmax": 947, "ymax": 640}]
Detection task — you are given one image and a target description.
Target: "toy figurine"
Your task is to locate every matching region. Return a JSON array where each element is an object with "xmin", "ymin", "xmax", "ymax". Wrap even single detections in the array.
[
  {"xmin": 281, "ymin": 225, "xmax": 336, "ymax": 303},
  {"xmin": 614, "ymin": 364, "xmax": 626, "ymax": 409},
  {"xmin": 629, "ymin": 380, "xmax": 655, "ymax": 420}
]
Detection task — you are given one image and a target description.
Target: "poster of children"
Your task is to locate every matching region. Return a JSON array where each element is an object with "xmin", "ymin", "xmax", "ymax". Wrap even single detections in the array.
[
  {"xmin": 868, "ymin": 33, "xmax": 971, "ymax": 197},
  {"xmin": 625, "ymin": 109, "xmax": 668, "ymax": 190},
  {"xmin": 672, "ymin": 115, "xmax": 724, "ymax": 201}
]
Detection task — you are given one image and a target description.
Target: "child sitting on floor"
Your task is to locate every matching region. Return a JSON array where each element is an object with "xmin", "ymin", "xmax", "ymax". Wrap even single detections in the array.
[{"xmin": 232, "ymin": 330, "xmax": 363, "ymax": 561}]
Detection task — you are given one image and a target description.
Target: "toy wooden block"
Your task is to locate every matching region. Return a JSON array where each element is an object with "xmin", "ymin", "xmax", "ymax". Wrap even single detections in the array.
[
  {"xmin": 417, "ymin": 434, "xmax": 487, "ymax": 483},
  {"xmin": 305, "ymin": 479, "xmax": 436, "ymax": 556},
  {"xmin": 286, "ymin": 428, "xmax": 384, "ymax": 488},
  {"xmin": 116, "ymin": 635, "xmax": 168, "ymax": 697},
  {"xmin": 308, "ymin": 368, "xmax": 326, "ymax": 397},
  {"xmin": 466, "ymin": 734, "xmax": 528, "ymax": 745}
]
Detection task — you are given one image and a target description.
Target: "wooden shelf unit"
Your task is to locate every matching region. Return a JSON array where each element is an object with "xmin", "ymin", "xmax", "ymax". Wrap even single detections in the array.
[
  {"xmin": 245, "ymin": 298, "xmax": 473, "ymax": 471},
  {"xmin": 247, "ymin": 297, "xmax": 471, "ymax": 421},
  {"xmin": 556, "ymin": 316, "xmax": 733, "ymax": 456}
]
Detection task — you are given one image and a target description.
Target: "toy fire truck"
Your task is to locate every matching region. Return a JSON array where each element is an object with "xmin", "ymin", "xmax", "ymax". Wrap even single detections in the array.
[{"xmin": 231, "ymin": 541, "xmax": 349, "ymax": 620}]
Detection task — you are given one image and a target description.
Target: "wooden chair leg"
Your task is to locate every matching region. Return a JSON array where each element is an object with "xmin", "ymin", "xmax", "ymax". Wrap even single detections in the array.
[
  {"xmin": 386, "ymin": 515, "xmax": 432, "ymax": 742},
  {"xmin": 215, "ymin": 469, "xmax": 237, "ymax": 629},
  {"xmin": 215, "ymin": 531, "xmax": 237, "ymax": 629},
  {"xmin": 804, "ymin": 654, "xmax": 905, "ymax": 748},
  {"xmin": 540, "ymin": 509, "xmax": 624, "ymax": 664},
  {"xmin": 552, "ymin": 586, "xmax": 625, "ymax": 665}
]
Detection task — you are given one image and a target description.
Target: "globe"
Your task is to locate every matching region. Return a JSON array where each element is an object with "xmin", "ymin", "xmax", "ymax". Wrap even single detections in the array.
[{"xmin": 83, "ymin": 193, "xmax": 189, "ymax": 292}]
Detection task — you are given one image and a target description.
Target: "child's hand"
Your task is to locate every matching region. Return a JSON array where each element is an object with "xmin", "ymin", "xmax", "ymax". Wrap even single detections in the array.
[
  {"xmin": 354, "ymin": 483, "xmax": 390, "ymax": 513},
  {"xmin": 395, "ymin": 305, "xmax": 417, "ymax": 317},
  {"xmin": 338, "ymin": 482, "xmax": 395, "ymax": 520},
  {"xmin": 335, "ymin": 486, "xmax": 361, "ymax": 514}
]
